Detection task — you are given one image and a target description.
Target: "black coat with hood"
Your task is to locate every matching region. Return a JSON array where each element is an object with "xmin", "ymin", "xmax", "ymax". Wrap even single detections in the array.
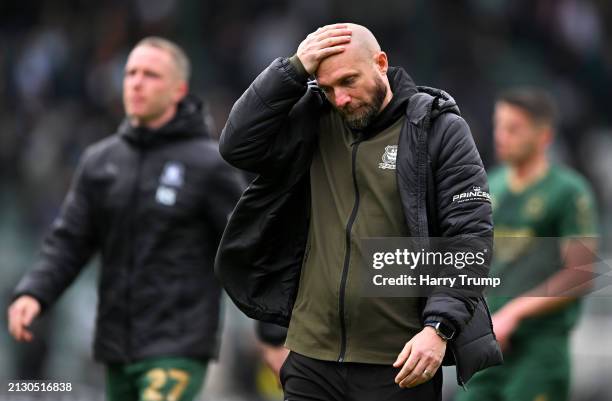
[
  {"xmin": 215, "ymin": 57, "xmax": 502, "ymax": 385},
  {"xmin": 14, "ymin": 94, "xmax": 244, "ymax": 363}
]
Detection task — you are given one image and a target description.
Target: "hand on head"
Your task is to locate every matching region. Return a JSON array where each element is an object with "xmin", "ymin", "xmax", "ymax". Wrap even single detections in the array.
[{"xmin": 296, "ymin": 24, "xmax": 353, "ymax": 75}]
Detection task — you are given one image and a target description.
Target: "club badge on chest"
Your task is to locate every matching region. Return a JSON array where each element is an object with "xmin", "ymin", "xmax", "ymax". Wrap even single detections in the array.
[{"xmin": 156, "ymin": 162, "xmax": 185, "ymax": 206}]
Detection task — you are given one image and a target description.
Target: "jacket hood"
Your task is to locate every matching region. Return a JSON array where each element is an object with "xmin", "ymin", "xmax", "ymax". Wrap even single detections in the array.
[
  {"xmin": 363, "ymin": 66, "xmax": 418, "ymax": 134},
  {"xmin": 119, "ymin": 93, "xmax": 212, "ymax": 147},
  {"xmin": 406, "ymin": 86, "xmax": 461, "ymax": 129}
]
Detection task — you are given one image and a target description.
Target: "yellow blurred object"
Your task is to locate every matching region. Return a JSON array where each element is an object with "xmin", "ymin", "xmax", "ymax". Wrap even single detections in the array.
[{"xmin": 255, "ymin": 362, "xmax": 284, "ymax": 401}]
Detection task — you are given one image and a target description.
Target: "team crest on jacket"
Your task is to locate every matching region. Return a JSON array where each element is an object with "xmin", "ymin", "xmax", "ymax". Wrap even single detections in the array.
[
  {"xmin": 160, "ymin": 162, "xmax": 185, "ymax": 187},
  {"xmin": 156, "ymin": 162, "xmax": 185, "ymax": 206},
  {"xmin": 378, "ymin": 145, "xmax": 397, "ymax": 170}
]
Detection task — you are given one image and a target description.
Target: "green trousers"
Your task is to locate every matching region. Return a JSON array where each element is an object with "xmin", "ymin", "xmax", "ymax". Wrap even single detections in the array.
[
  {"xmin": 455, "ymin": 334, "xmax": 570, "ymax": 401},
  {"xmin": 106, "ymin": 357, "xmax": 207, "ymax": 401}
]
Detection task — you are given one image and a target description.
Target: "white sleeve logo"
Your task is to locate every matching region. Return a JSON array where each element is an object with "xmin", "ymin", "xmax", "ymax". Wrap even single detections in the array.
[{"xmin": 452, "ymin": 186, "xmax": 491, "ymax": 203}]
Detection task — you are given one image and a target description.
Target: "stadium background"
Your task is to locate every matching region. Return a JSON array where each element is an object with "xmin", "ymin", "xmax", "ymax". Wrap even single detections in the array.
[{"xmin": 0, "ymin": 0, "xmax": 611, "ymax": 400}]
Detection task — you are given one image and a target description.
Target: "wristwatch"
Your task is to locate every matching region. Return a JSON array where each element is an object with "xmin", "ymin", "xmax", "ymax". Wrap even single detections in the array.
[{"xmin": 424, "ymin": 320, "xmax": 455, "ymax": 341}]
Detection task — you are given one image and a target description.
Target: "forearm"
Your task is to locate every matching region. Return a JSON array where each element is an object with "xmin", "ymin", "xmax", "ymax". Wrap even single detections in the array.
[
  {"xmin": 500, "ymin": 295, "xmax": 575, "ymax": 322},
  {"xmin": 501, "ymin": 238, "xmax": 597, "ymax": 320},
  {"xmin": 219, "ymin": 57, "xmax": 309, "ymax": 171},
  {"xmin": 503, "ymin": 269, "xmax": 592, "ymax": 320},
  {"xmin": 14, "ymin": 166, "xmax": 97, "ymax": 310},
  {"xmin": 14, "ymin": 242, "xmax": 93, "ymax": 310}
]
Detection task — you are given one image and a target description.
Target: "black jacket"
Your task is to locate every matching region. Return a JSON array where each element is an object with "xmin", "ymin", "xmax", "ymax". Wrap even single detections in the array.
[
  {"xmin": 14, "ymin": 95, "xmax": 244, "ymax": 363},
  {"xmin": 215, "ymin": 58, "xmax": 502, "ymax": 384}
]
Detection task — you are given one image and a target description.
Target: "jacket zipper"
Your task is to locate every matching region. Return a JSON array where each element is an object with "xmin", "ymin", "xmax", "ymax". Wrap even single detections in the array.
[
  {"xmin": 338, "ymin": 139, "xmax": 362, "ymax": 362},
  {"xmin": 126, "ymin": 147, "xmax": 143, "ymax": 361}
]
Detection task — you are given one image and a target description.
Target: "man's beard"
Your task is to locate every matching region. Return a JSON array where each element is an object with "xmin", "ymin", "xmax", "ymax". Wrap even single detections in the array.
[{"xmin": 338, "ymin": 76, "xmax": 387, "ymax": 130}]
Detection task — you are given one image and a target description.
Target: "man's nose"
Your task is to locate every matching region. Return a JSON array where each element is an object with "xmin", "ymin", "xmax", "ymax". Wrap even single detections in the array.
[
  {"xmin": 129, "ymin": 73, "xmax": 144, "ymax": 89},
  {"xmin": 334, "ymin": 89, "xmax": 351, "ymax": 108}
]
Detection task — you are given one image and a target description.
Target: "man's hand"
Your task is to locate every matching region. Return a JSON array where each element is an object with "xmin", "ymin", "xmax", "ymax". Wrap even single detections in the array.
[
  {"xmin": 491, "ymin": 302, "xmax": 524, "ymax": 352},
  {"xmin": 260, "ymin": 343, "xmax": 290, "ymax": 378},
  {"xmin": 393, "ymin": 327, "xmax": 446, "ymax": 388},
  {"xmin": 7, "ymin": 295, "xmax": 41, "ymax": 342},
  {"xmin": 296, "ymin": 24, "xmax": 352, "ymax": 75}
]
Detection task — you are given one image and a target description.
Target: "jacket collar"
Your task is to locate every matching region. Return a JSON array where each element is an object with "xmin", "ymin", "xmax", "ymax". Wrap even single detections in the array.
[{"xmin": 119, "ymin": 93, "xmax": 211, "ymax": 148}]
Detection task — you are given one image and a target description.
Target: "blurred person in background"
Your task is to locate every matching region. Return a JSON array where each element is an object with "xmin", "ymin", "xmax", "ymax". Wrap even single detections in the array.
[
  {"xmin": 456, "ymin": 88, "xmax": 598, "ymax": 401},
  {"xmin": 216, "ymin": 23, "xmax": 501, "ymax": 401},
  {"xmin": 7, "ymin": 36, "xmax": 244, "ymax": 401}
]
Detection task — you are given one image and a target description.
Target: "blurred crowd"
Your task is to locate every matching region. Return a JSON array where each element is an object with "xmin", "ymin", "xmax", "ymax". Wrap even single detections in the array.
[{"xmin": 1, "ymin": 1, "xmax": 611, "ymax": 400}]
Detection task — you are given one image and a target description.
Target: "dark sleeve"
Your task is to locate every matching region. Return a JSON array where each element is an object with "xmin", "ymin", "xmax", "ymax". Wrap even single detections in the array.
[
  {"xmin": 218, "ymin": 56, "xmax": 310, "ymax": 175},
  {"xmin": 13, "ymin": 150, "xmax": 98, "ymax": 311},
  {"xmin": 423, "ymin": 115, "xmax": 493, "ymax": 333},
  {"xmin": 256, "ymin": 321, "xmax": 288, "ymax": 346},
  {"xmin": 202, "ymin": 155, "xmax": 247, "ymax": 244}
]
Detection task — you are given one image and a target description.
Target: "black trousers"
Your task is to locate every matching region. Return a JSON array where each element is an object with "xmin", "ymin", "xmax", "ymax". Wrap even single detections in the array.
[{"xmin": 280, "ymin": 352, "xmax": 442, "ymax": 401}]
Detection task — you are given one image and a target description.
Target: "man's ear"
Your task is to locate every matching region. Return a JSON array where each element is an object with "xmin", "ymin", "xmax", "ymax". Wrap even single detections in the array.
[
  {"xmin": 174, "ymin": 80, "xmax": 188, "ymax": 103},
  {"xmin": 540, "ymin": 126, "xmax": 554, "ymax": 149},
  {"xmin": 375, "ymin": 51, "xmax": 388, "ymax": 75}
]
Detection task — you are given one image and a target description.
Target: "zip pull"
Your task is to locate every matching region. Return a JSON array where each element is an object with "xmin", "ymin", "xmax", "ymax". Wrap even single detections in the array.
[
  {"xmin": 350, "ymin": 129, "xmax": 366, "ymax": 146},
  {"xmin": 350, "ymin": 136, "xmax": 363, "ymax": 146}
]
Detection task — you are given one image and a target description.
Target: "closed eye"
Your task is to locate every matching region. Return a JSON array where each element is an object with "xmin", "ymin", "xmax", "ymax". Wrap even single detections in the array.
[
  {"xmin": 341, "ymin": 76, "xmax": 356, "ymax": 86},
  {"xmin": 144, "ymin": 70, "xmax": 161, "ymax": 78},
  {"xmin": 318, "ymin": 74, "xmax": 358, "ymax": 94}
]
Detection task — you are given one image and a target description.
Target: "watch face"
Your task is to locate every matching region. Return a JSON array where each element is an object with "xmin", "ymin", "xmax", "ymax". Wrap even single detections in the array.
[
  {"xmin": 426, "ymin": 321, "xmax": 454, "ymax": 340},
  {"xmin": 437, "ymin": 322, "xmax": 455, "ymax": 339}
]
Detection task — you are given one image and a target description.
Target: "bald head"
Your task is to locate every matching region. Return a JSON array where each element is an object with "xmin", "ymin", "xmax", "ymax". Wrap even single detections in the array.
[
  {"xmin": 315, "ymin": 23, "xmax": 387, "ymax": 81},
  {"xmin": 344, "ymin": 23, "xmax": 381, "ymax": 60}
]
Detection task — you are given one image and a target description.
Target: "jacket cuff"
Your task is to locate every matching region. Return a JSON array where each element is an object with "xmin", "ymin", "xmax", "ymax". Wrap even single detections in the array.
[
  {"xmin": 12, "ymin": 290, "xmax": 48, "ymax": 314},
  {"xmin": 288, "ymin": 55, "xmax": 310, "ymax": 83},
  {"xmin": 256, "ymin": 321, "xmax": 288, "ymax": 346},
  {"xmin": 423, "ymin": 315, "xmax": 457, "ymax": 333}
]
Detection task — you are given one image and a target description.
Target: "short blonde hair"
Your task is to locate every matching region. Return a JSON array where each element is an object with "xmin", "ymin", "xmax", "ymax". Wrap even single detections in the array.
[{"xmin": 135, "ymin": 36, "xmax": 191, "ymax": 82}]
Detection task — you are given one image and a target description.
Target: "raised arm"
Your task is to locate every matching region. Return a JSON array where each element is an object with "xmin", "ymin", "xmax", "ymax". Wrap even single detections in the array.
[{"xmin": 219, "ymin": 24, "xmax": 352, "ymax": 174}]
